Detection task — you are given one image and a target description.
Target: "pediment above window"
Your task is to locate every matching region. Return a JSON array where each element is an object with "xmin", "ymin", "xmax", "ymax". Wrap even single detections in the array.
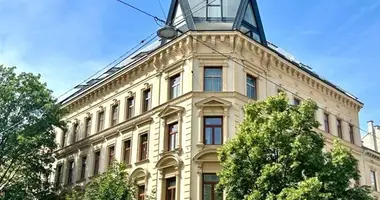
[
  {"xmin": 195, "ymin": 96, "xmax": 231, "ymax": 108},
  {"xmin": 193, "ymin": 148, "xmax": 219, "ymax": 163},
  {"xmin": 158, "ymin": 105, "xmax": 184, "ymax": 118}
]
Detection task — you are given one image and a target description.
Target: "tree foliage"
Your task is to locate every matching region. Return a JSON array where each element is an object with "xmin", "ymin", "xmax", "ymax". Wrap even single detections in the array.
[
  {"xmin": 218, "ymin": 94, "xmax": 372, "ymax": 200},
  {"xmin": 65, "ymin": 163, "xmax": 136, "ymax": 200},
  {"xmin": 0, "ymin": 65, "xmax": 66, "ymax": 199}
]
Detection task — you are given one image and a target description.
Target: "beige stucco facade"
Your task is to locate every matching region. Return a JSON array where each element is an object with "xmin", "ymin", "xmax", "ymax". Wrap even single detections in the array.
[{"xmin": 51, "ymin": 31, "xmax": 380, "ymax": 199}]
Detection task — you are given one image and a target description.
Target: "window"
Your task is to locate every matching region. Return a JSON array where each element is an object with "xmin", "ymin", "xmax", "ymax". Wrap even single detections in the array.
[
  {"xmin": 138, "ymin": 185, "xmax": 145, "ymax": 200},
  {"xmin": 371, "ymin": 170, "xmax": 377, "ymax": 191},
  {"xmin": 80, "ymin": 156, "xmax": 87, "ymax": 181},
  {"xmin": 324, "ymin": 113, "xmax": 330, "ymax": 133},
  {"xmin": 108, "ymin": 146, "xmax": 115, "ymax": 167},
  {"xmin": 337, "ymin": 119, "xmax": 342, "ymax": 139},
  {"xmin": 85, "ymin": 117, "xmax": 92, "ymax": 137},
  {"xmin": 246, "ymin": 75, "xmax": 256, "ymax": 99},
  {"xmin": 67, "ymin": 160, "xmax": 74, "ymax": 184},
  {"xmin": 123, "ymin": 140, "xmax": 131, "ymax": 164},
  {"xmin": 204, "ymin": 117, "xmax": 223, "ymax": 145},
  {"xmin": 55, "ymin": 164, "xmax": 63, "ymax": 187},
  {"xmin": 139, "ymin": 134, "xmax": 148, "ymax": 161},
  {"xmin": 73, "ymin": 123, "xmax": 79, "ymax": 142},
  {"xmin": 203, "ymin": 174, "xmax": 222, "ymax": 200},
  {"xmin": 142, "ymin": 89, "xmax": 152, "ymax": 112},
  {"xmin": 204, "ymin": 67, "xmax": 222, "ymax": 92},
  {"xmin": 111, "ymin": 104, "xmax": 119, "ymax": 126},
  {"xmin": 94, "ymin": 151, "xmax": 100, "ymax": 176},
  {"xmin": 349, "ymin": 124, "xmax": 355, "ymax": 144},
  {"xmin": 62, "ymin": 129, "xmax": 67, "ymax": 148},
  {"xmin": 206, "ymin": 0, "xmax": 221, "ymax": 19},
  {"xmin": 170, "ymin": 74, "xmax": 181, "ymax": 99},
  {"xmin": 168, "ymin": 122, "xmax": 178, "ymax": 151},
  {"xmin": 97, "ymin": 111, "xmax": 105, "ymax": 132},
  {"xmin": 294, "ymin": 98, "xmax": 301, "ymax": 106},
  {"xmin": 126, "ymin": 97, "xmax": 135, "ymax": 119},
  {"xmin": 166, "ymin": 178, "xmax": 176, "ymax": 200}
]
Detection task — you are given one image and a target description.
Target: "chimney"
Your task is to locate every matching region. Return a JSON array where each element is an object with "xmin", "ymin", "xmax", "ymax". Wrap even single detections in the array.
[{"xmin": 368, "ymin": 120, "xmax": 378, "ymax": 151}]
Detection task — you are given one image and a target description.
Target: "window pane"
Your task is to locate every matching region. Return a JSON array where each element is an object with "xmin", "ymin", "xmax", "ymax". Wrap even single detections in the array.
[
  {"xmin": 205, "ymin": 128, "xmax": 212, "ymax": 145},
  {"xmin": 214, "ymin": 77, "xmax": 221, "ymax": 91},
  {"xmin": 208, "ymin": 0, "xmax": 220, "ymax": 6},
  {"xmin": 205, "ymin": 68, "xmax": 221, "ymax": 77},
  {"xmin": 203, "ymin": 184, "xmax": 212, "ymax": 200},
  {"xmin": 247, "ymin": 85, "xmax": 255, "ymax": 99},
  {"xmin": 204, "ymin": 174, "xmax": 219, "ymax": 182},
  {"xmin": 214, "ymin": 128, "xmax": 222, "ymax": 144},
  {"xmin": 223, "ymin": 0, "xmax": 239, "ymax": 18},
  {"xmin": 244, "ymin": 3, "xmax": 257, "ymax": 27},
  {"xmin": 205, "ymin": 77, "xmax": 213, "ymax": 91},
  {"xmin": 205, "ymin": 118, "xmax": 222, "ymax": 125},
  {"xmin": 207, "ymin": 6, "xmax": 221, "ymax": 18},
  {"xmin": 169, "ymin": 134, "xmax": 176, "ymax": 150}
]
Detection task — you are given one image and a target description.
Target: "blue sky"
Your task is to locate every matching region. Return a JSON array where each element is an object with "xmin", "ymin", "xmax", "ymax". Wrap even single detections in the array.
[{"xmin": 1, "ymin": 0, "xmax": 379, "ymax": 132}]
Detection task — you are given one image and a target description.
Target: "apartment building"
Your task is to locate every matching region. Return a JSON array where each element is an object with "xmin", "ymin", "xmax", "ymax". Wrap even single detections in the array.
[{"xmin": 51, "ymin": 0, "xmax": 380, "ymax": 199}]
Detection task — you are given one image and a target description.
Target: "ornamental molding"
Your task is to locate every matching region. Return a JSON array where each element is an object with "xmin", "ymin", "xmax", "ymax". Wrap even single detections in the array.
[{"xmin": 62, "ymin": 31, "xmax": 362, "ymax": 113}]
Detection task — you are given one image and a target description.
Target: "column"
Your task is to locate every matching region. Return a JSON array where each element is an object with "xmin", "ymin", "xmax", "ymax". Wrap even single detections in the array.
[
  {"xmin": 315, "ymin": 108, "xmax": 324, "ymax": 130},
  {"xmin": 198, "ymin": 109, "xmax": 204, "ymax": 145},
  {"xmin": 197, "ymin": 164, "xmax": 203, "ymax": 200},
  {"xmin": 160, "ymin": 118, "xmax": 166, "ymax": 154},
  {"xmin": 177, "ymin": 113, "xmax": 183, "ymax": 149},
  {"xmin": 157, "ymin": 170, "xmax": 164, "ymax": 200},
  {"xmin": 99, "ymin": 143, "xmax": 107, "ymax": 173},
  {"xmin": 88, "ymin": 146, "xmax": 94, "ymax": 178},
  {"xmin": 175, "ymin": 168, "xmax": 181, "ymax": 200},
  {"xmin": 341, "ymin": 120, "xmax": 350, "ymax": 142},
  {"xmin": 223, "ymin": 108, "xmax": 229, "ymax": 144}
]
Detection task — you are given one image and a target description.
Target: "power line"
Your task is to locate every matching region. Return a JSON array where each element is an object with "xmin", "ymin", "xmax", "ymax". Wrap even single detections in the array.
[
  {"xmin": 156, "ymin": 0, "xmax": 167, "ymax": 20},
  {"xmin": 115, "ymin": 0, "xmax": 166, "ymax": 23},
  {"xmin": 0, "ymin": 0, "xmax": 215, "ymax": 136}
]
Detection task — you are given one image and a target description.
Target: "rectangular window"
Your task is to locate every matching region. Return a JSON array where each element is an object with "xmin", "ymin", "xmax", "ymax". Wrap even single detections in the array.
[
  {"xmin": 246, "ymin": 75, "xmax": 256, "ymax": 99},
  {"xmin": 204, "ymin": 67, "xmax": 222, "ymax": 92},
  {"xmin": 67, "ymin": 160, "xmax": 74, "ymax": 184},
  {"xmin": 126, "ymin": 97, "xmax": 135, "ymax": 119},
  {"xmin": 204, "ymin": 117, "xmax": 223, "ymax": 145},
  {"xmin": 170, "ymin": 74, "xmax": 181, "ymax": 99},
  {"xmin": 142, "ymin": 89, "xmax": 152, "ymax": 112},
  {"xmin": 111, "ymin": 104, "xmax": 119, "ymax": 126},
  {"xmin": 80, "ymin": 156, "xmax": 87, "ymax": 181},
  {"xmin": 85, "ymin": 117, "xmax": 92, "ymax": 137},
  {"xmin": 166, "ymin": 177, "xmax": 176, "ymax": 200},
  {"xmin": 108, "ymin": 146, "xmax": 115, "ymax": 167},
  {"xmin": 337, "ymin": 119, "xmax": 343, "ymax": 139},
  {"xmin": 138, "ymin": 185, "xmax": 145, "ymax": 200},
  {"xmin": 371, "ymin": 170, "xmax": 377, "ymax": 191},
  {"xmin": 349, "ymin": 124, "xmax": 355, "ymax": 144},
  {"xmin": 139, "ymin": 134, "xmax": 148, "ymax": 161},
  {"xmin": 73, "ymin": 123, "xmax": 79, "ymax": 142},
  {"xmin": 97, "ymin": 111, "xmax": 105, "ymax": 132},
  {"xmin": 294, "ymin": 98, "xmax": 301, "ymax": 106},
  {"xmin": 62, "ymin": 129, "xmax": 67, "ymax": 148},
  {"xmin": 203, "ymin": 174, "xmax": 223, "ymax": 200},
  {"xmin": 324, "ymin": 113, "xmax": 330, "ymax": 133},
  {"xmin": 55, "ymin": 164, "xmax": 63, "ymax": 187},
  {"xmin": 168, "ymin": 122, "xmax": 178, "ymax": 151},
  {"xmin": 123, "ymin": 140, "xmax": 131, "ymax": 165},
  {"xmin": 94, "ymin": 151, "xmax": 100, "ymax": 176}
]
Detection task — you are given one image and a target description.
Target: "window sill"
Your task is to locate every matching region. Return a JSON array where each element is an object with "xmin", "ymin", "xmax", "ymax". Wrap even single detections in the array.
[
  {"xmin": 135, "ymin": 159, "xmax": 150, "ymax": 165},
  {"xmin": 160, "ymin": 147, "xmax": 182, "ymax": 156}
]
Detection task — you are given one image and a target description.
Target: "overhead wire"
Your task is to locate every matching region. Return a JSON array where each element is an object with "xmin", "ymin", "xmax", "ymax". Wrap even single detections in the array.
[{"xmin": 0, "ymin": 0, "xmax": 215, "ymax": 136}]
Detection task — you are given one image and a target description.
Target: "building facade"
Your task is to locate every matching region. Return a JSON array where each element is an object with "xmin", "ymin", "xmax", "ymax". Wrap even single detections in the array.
[{"xmin": 51, "ymin": 0, "xmax": 380, "ymax": 199}]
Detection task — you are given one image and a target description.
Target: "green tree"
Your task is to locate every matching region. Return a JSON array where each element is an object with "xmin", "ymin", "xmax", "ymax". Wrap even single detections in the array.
[
  {"xmin": 218, "ymin": 94, "xmax": 372, "ymax": 200},
  {"xmin": 65, "ymin": 163, "xmax": 135, "ymax": 200},
  {"xmin": 0, "ymin": 65, "xmax": 66, "ymax": 199}
]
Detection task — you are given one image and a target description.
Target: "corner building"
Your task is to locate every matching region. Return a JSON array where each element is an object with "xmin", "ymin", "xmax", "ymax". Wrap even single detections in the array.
[{"xmin": 51, "ymin": 0, "xmax": 380, "ymax": 199}]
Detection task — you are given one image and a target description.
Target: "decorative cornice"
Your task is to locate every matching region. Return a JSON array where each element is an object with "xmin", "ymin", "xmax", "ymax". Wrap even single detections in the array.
[{"xmin": 62, "ymin": 31, "xmax": 362, "ymax": 114}]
